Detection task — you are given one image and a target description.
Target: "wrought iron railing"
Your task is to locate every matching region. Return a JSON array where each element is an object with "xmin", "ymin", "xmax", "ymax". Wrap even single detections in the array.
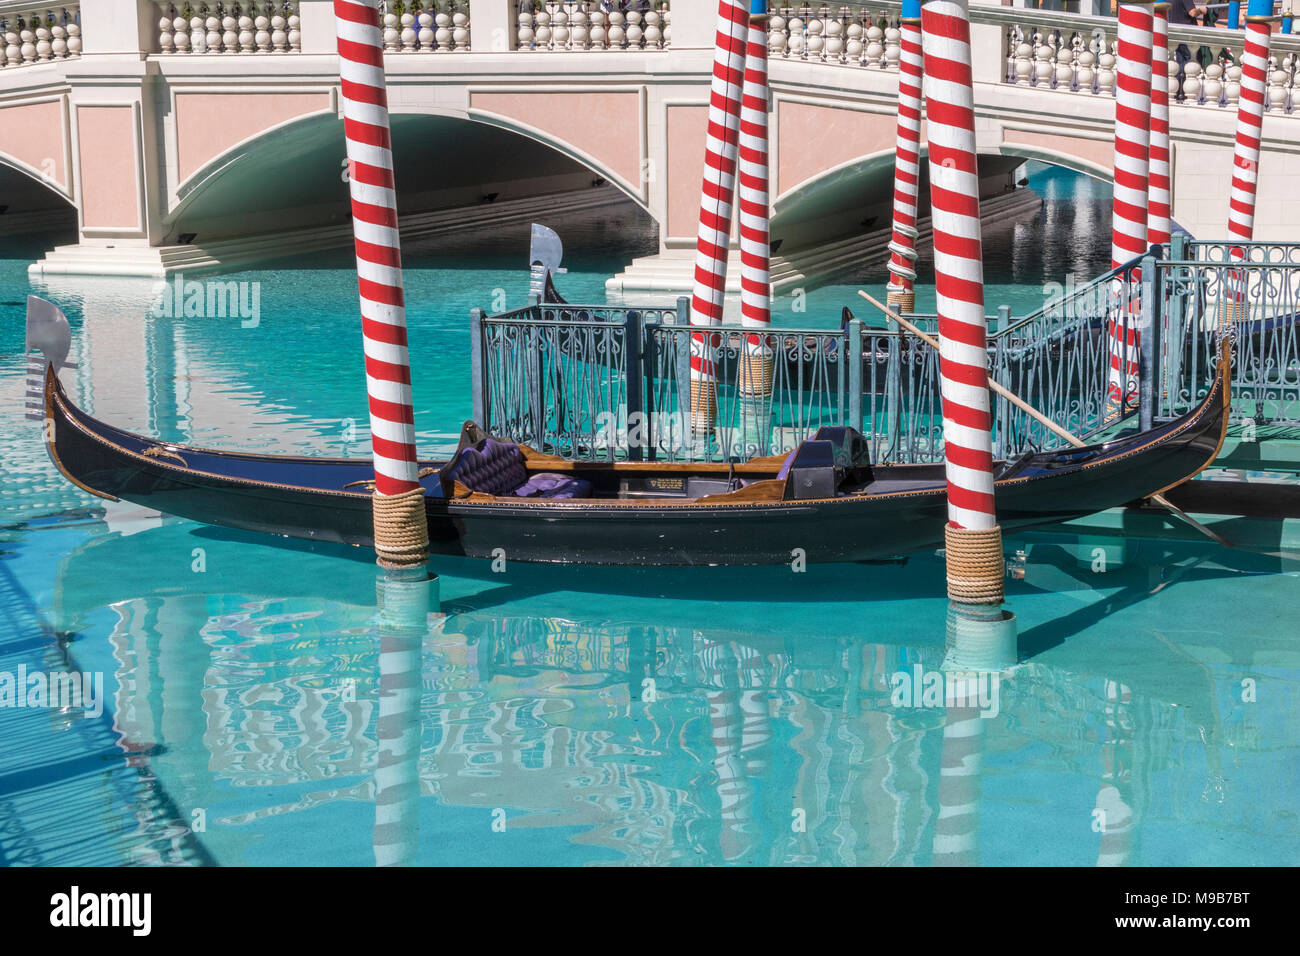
[
  {"xmin": 1162, "ymin": 237, "xmax": 1300, "ymax": 426},
  {"xmin": 471, "ymin": 277, "xmax": 1135, "ymax": 464},
  {"xmin": 472, "ymin": 243, "xmax": 1300, "ymax": 464}
]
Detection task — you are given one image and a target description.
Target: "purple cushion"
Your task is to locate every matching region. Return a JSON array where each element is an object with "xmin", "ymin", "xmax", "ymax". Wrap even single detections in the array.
[
  {"xmin": 515, "ymin": 473, "xmax": 593, "ymax": 499},
  {"xmin": 776, "ymin": 449, "xmax": 797, "ymax": 480},
  {"xmin": 441, "ymin": 438, "xmax": 528, "ymax": 496}
]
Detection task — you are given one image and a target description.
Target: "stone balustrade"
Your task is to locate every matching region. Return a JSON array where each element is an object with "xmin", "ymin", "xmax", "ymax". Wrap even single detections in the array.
[
  {"xmin": 516, "ymin": 1, "xmax": 670, "ymax": 52},
  {"xmin": 1000, "ymin": 9, "xmax": 1300, "ymax": 116},
  {"xmin": 156, "ymin": 1, "xmax": 302, "ymax": 54},
  {"xmin": 379, "ymin": 1, "xmax": 471, "ymax": 52},
  {"xmin": 0, "ymin": 4, "xmax": 81, "ymax": 68},
  {"xmin": 767, "ymin": 5, "xmax": 903, "ymax": 68}
]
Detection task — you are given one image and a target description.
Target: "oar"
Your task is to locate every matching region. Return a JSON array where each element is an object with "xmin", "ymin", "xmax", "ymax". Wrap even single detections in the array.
[{"xmin": 856, "ymin": 290, "xmax": 1234, "ymax": 549}]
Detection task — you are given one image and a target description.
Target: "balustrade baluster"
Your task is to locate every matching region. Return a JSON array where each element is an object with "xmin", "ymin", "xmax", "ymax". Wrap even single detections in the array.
[
  {"xmin": 434, "ymin": 5, "xmax": 452, "ymax": 50},
  {"xmin": 159, "ymin": 11, "xmax": 174, "ymax": 53},
  {"xmin": 864, "ymin": 17, "xmax": 881, "ymax": 68},
  {"xmin": 788, "ymin": 5, "xmax": 804, "ymax": 59},
  {"xmin": 825, "ymin": 5, "xmax": 845, "ymax": 64},
  {"xmin": 842, "ymin": 6, "xmax": 860, "ymax": 64},
  {"xmin": 517, "ymin": 9, "xmax": 533, "ymax": 50}
]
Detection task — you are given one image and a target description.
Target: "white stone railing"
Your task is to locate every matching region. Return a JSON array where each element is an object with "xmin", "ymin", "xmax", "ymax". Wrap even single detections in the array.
[
  {"xmin": 998, "ymin": 6, "xmax": 1300, "ymax": 115},
  {"xmin": 767, "ymin": 5, "xmax": 903, "ymax": 67},
  {"xmin": 0, "ymin": 4, "xmax": 81, "ymax": 68},
  {"xmin": 516, "ymin": 1, "xmax": 670, "ymax": 52},
  {"xmin": 379, "ymin": 0, "xmax": 470, "ymax": 52},
  {"xmin": 156, "ymin": 1, "xmax": 302, "ymax": 54}
]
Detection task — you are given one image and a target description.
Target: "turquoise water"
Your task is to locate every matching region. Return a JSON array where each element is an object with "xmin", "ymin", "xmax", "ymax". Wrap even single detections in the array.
[{"xmin": 1, "ymin": 167, "xmax": 1298, "ymax": 866}]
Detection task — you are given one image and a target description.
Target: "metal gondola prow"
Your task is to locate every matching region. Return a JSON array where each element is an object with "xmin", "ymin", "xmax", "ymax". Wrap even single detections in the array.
[
  {"xmin": 24, "ymin": 295, "xmax": 76, "ymax": 421},
  {"xmin": 528, "ymin": 223, "xmax": 568, "ymax": 304}
]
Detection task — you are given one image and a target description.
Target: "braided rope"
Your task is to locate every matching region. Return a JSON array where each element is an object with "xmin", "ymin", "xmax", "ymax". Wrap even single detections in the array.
[
  {"xmin": 944, "ymin": 523, "xmax": 1005, "ymax": 604},
  {"xmin": 690, "ymin": 378, "xmax": 718, "ymax": 435},
  {"xmin": 736, "ymin": 353, "xmax": 775, "ymax": 398},
  {"xmin": 372, "ymin": 487, "xmax": 429, "ymax": 569},
  {"xmin": 886, "ymin": 289, "xmax": 917, "ymax": 316}
]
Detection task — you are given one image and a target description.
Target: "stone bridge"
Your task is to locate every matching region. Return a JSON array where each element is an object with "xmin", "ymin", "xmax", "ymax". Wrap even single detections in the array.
[{"xmin": 2, "ymin": 0, "xmax": 1298, "ymax": 291}]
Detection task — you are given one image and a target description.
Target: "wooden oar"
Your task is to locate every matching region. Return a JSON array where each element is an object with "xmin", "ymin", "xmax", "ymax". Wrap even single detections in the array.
[{"xmin": 856, "ymin": 290, "xmax": 1233, "ymax": 549}]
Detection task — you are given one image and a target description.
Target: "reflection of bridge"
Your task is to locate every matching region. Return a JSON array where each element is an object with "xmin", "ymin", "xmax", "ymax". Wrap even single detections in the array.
[{"xmin": 2, "ymin": 1, "xmax": 1298, "ymax": 287}]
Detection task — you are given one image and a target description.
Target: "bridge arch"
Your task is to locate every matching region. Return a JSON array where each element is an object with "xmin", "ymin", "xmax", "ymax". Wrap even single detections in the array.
[
  {"xmin": 168, "ymin": 106, "xmax": 649, "ymax": 245},
  {"xmin": 0, "ymin": 150, "xmax": 77, "ymax": 237}
]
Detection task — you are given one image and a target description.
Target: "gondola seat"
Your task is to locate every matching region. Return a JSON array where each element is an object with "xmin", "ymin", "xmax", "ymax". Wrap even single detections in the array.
[{"xmin": 441, "ymin": 438, "xmax": 592, "ymax": 499}]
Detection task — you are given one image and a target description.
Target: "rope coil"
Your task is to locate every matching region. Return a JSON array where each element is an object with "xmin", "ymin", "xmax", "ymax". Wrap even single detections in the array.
[
  {"xmin": 372, "ymin": 487, "xmax": 430, "ymax": 570},
  {"xmin": 737, "ymin": 353, "xmax": 775, "ymax": 398},
  {"xmin": 690, "ymin": 378, "xmax": 717, "ymax": 435},
  {"xmin": 886, "ymin": 289, "xmax": 917, "ymax": 316},
  {"xmin": 944, "ymin": 523, "xmax": 1005, "ymax": 605}
]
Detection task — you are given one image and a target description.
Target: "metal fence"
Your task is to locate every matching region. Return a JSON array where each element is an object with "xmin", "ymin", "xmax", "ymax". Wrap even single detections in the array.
[
  {"xmin": 471, "ymin": 243, "xmax": 1300, "ymax": 464},
  {"xmin": 1162, "ymin": 237, "xmax": 1300, "ymax": 427}
]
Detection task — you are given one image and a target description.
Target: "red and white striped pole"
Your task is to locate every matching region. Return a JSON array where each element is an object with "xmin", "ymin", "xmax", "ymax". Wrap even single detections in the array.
[
  {"xmin": 335, "ymin": 0, "xmax": 428, "ymax": 568},
  {"xmin": 689, "ymin": 0, "xmax": 749, "ymax": 438},
  {"xmin": 1148, "ymin": 4, "xmax": 1171, "ymax": 248},
  {"xmin": 886, "ymin": 0, "xmax": 924, "ymax": 315},
  {"xmin": 921, "ymin": 0, "xmax": 1003, "ymax": 605},
  {"xmin": 1226, "ymin": 0, "xmax": 1275, "ymax": 321},
  {"xmin": 1107, "ymin": 2, "xmax": 1154, "ymax": 416},
  {"xmin": 737, "ymin": 0, "xmax": 772, "ymax": 399}
]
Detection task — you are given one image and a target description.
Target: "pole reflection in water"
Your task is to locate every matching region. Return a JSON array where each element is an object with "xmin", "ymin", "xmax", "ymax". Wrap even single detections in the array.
[
  {"xmin": 373, "ymin": 569, "xmax": 438, "ymax": 867},
  {"xmin": 931, "ymin": 603, "xmax": 1016, "ymax": 866}
]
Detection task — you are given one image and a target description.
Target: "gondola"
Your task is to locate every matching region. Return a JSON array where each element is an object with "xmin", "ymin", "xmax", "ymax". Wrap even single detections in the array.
[{"xmin": 39, "ymin": 293, "xmax": 1231, "ymax": 566}]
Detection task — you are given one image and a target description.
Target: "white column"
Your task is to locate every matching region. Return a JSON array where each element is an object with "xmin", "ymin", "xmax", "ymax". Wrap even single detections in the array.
[
  {"xmin": 298, "ymin": 0, "xmax": 341, "ymax": 55},
  {"xmin": 670, "ymin": 1, "xmax": 720, "ymax": 49},
  {"xmin": 470, "ymin": 0, "xmax": 515, "ymax": 52},
  {"xmin": 79, "ymin": 0, "xmax": 156, "ymax": 56}
]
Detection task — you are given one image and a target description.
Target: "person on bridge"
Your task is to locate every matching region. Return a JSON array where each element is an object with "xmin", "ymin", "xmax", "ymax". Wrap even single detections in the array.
[{"xmin": 1168, "ymin": 0, "xmax": 1209, "ymax": 92}]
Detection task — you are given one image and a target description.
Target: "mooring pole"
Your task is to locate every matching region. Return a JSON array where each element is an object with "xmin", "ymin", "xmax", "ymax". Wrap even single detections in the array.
[
  {"xmin": 1224, "ymin": 0, "xmax": 1275, "ymax": 325},
  {"xmin": 1107, "ymin": 2, "xmax": 1154, "ymax": 418},
  {"xmin": 886, "ymin": 0, "xmax": 924, "ymax": 317},
  {"xmin": 334, "ymin": 0, "xmax": 430, "ymax": 573},
  {"xmin": 920, "ymin": 0, "xmax": 1006, "ymax": 610},
  {"xmin": 1148, "ymin": 4, "xmax": 1172, "ymax": 249},
  {"xmin": 689, "ymin": 0, "xmax": 750, "ymax": 443}
]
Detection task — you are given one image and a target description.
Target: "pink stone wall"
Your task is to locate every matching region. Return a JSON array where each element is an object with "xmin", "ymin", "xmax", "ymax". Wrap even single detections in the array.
[
  {"xmin": 0, "ymin": 100, "xmax": 67, "ymax": 191},
  {"xmin": 777, "ymin": 102, "xmax": 897, "ymax": 197},
  {"xmin": 470, "ymin": 91, "xmax": 642, "ymax": 190},
  {"xmin": 77, "ymin": 106, "xmax": 140, "ymax": 229},
  {"xmin": 1000, "ymin": 128, "xmax": 1113, "ymax": 178},
  {"xmin": 666, "ymin": 104, "xmax": 708, "ymax": 240},
  {"xmin": 175, "ymin": 92, "xmax": 331, "ymax": 183}
]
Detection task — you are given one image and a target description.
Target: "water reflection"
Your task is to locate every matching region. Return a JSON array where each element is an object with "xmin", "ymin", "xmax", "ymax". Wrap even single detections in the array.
[{"xmin": 37, "ymin": 521, "xmax": 1298, "ymax": 866}]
